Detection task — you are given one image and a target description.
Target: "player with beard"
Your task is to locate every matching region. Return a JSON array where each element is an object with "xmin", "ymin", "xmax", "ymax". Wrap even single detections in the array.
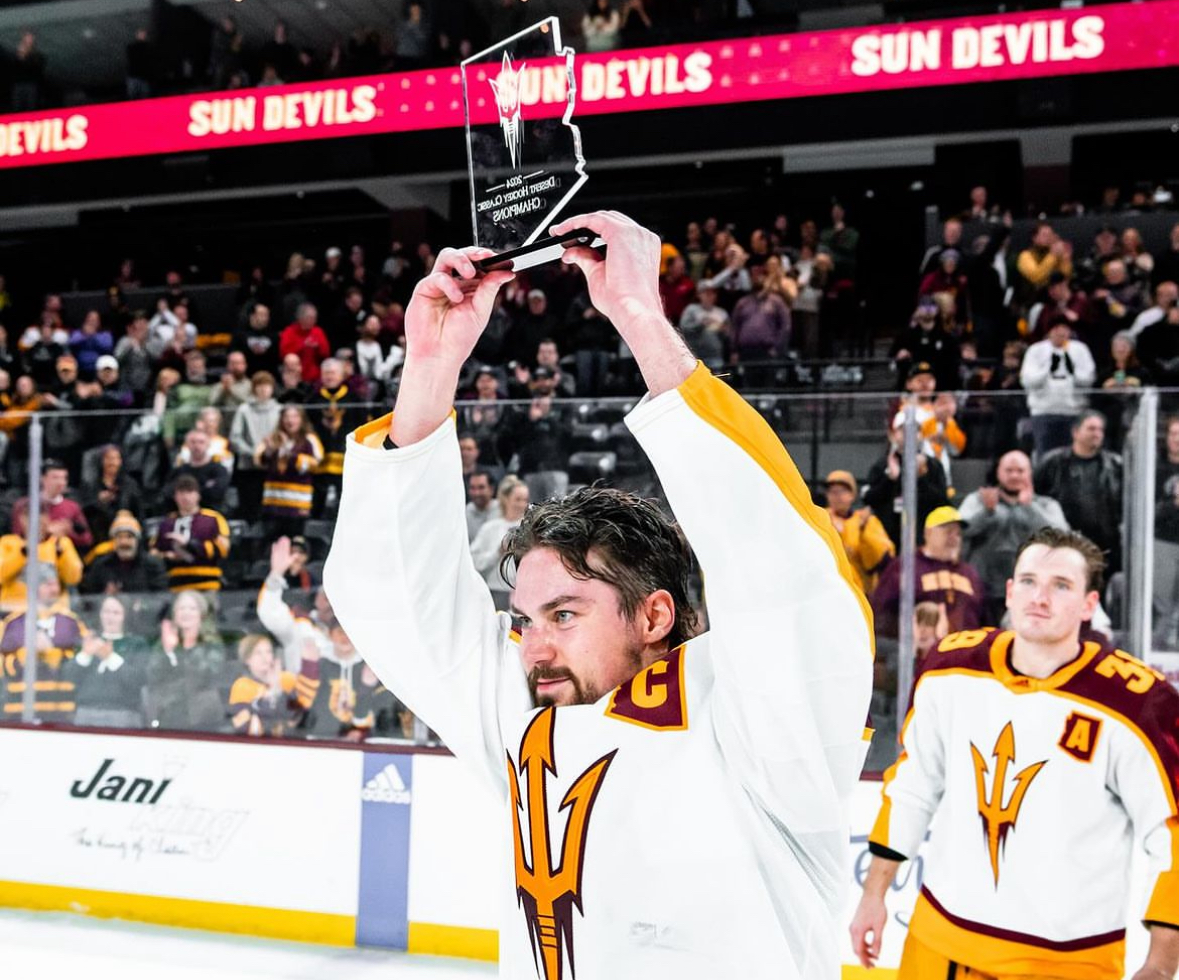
[{"xmin": 325, "ymin": 211, "xmax": 873, "ymax": 980}]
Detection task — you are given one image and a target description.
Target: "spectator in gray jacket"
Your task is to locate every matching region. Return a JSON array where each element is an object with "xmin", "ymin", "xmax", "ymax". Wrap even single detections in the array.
[
  {"xmin": 678, "ymin": 282, "xmax": 729, "ymax": 371},
  {"xmin": 957, "ymin": 450, "xmax": 1070, "ymax": 623},
  {"xmin": 113, "ymin": 311, "xmax": 153, "ymax": 407},
  {"xmin": 229, "ymin": 371, "xmax": 281, "ymax": 520}
]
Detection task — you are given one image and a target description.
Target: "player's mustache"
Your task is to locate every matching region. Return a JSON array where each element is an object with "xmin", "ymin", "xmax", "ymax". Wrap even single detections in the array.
[{"xmin": 529, "ymin": 666, "xmax": 575, "ymax": 685}]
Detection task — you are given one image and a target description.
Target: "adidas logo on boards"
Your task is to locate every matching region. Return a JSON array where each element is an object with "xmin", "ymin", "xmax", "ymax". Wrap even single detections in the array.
[{"xmin": 361, "ymin": 763, "xmax": 412, "ymax": 805}]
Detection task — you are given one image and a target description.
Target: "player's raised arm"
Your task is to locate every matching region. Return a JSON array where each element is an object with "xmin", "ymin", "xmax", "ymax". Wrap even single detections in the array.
[
  {"xmin": 555, "ymin": 212, "xmax": 874, "ymax": 825},
  {"xmin": 323, "ymin": 250, "xmax": 525, "ymax": 778},
  {"xmin": 553, "ymin": 212, "xmax": 697, "ymax": 397},
  {"xmin": 391, "ymin": 248, "xmax": 514, "ymax": 445}
]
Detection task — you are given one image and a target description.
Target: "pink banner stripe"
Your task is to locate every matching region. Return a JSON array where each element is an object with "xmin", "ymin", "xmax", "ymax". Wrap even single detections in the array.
[{"xmin": 0, "ymin": 0, "xmax": 1175, "ymax": 171}]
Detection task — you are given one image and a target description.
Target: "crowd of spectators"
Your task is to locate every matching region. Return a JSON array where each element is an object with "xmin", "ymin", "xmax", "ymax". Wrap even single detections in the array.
[
  {"xmin": 0, "ymin": 200, "xmax": 806, "ymax": 738},
  {"xmin": 0, "ymin": 188, "xmax": 849, "ymax": 739},
  {"xmin": 0, "ymin": 181, "xmax": 1177, "ymax": 744},
  {"xmin": 0, "ymin": 238, "xmax": 441, "ymax": 737},
  {"xmin": 847, "ymin": 186, "xmax": 1179, "ymax": 693}
]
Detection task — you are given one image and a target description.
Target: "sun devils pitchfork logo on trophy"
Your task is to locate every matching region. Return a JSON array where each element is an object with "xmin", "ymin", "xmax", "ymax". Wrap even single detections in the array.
[
  {"xmin": 490, "ymin": 52, "xmax": 525, "ymax": 168},
  {"xmin": 462, "ymin": 19, "xmax": 601, "ymax": 272}
]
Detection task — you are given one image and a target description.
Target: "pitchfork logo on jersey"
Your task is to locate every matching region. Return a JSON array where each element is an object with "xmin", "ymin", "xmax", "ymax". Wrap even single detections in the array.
[
  {"xmin": 970, "ymin": 721, "xmax": 1047, "ymax": 886},
  {"xmin": 507, "ymin": 706, "xmax": 615, "ymax": 980},
  {"xmin": 489, "ymin": 52, "xmax": 525, "ymax": 168}
]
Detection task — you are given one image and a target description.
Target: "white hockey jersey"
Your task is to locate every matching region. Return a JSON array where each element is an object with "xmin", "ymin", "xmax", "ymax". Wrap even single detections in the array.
[
  {"xmin": 324, "ymin": 363, "xmax": 874, "ymax": 980},
  {"xmin": 870, "ymin": 627, "xmax": 1179, "ymax": 980}
]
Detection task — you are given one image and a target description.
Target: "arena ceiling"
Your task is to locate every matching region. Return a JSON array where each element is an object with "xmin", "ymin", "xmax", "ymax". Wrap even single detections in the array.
[{"xmin": 0, "ymin": 0, "xmax": 438, "ymax": 92}]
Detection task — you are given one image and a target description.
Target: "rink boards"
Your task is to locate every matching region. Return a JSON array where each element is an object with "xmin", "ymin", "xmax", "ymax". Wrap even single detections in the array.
[{"xmin": 0, "ymin": 725, "xmax": 1147, "ymax": 975}]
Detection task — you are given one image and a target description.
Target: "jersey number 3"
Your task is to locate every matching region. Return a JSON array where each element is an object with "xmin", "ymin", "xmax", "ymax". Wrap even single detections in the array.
[{"xmin": 1094, "ymin": 650, "xmax": 1165, "ymax": 694}]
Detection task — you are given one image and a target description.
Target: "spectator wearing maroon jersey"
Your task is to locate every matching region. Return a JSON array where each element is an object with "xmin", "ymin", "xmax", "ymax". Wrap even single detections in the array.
[
  {"xmin": 149, "ymin": 475, "xmax": 231, "ymax": 594},
  {"xmin": 1029, "ymin": 272, "xmax": 1088, "ymax": 341},
  {"xmin": 871, "ymin": 506, "xmax": 986, "ymax": 639},
  {"xmin": 12, "ymin": 458, "xmax": 93, "ymax": 553},
  {"xmin": 659, "ymin": 255, "xmax": 696, "ymax": 325},
  {"xmin": 918, "ymin": 249, "xmax": 969, "ymax": 330}
]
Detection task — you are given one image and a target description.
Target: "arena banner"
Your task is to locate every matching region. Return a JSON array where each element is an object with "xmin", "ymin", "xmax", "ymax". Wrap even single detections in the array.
[
  {"xmin": 0, "ymin": 0, "xmax": 1175, "ymax": 171},
  {"xmin": 0, "ymin": 727, "xmax": 363, "ymax": 943},
  {"xmin": 0, "ymin": 727, "xmax": 1159, "ymax": 969}
]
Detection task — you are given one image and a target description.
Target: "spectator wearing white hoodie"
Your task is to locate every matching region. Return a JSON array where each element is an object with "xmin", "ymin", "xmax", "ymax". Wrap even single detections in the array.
[
  {"xmin": 469, "ymin": 475, "xmax": 529, "ymax": 612},
  {"xmin": 258, "ymin": 535, "xmax": 335, "ymax": 670},
  {"xmin": 1019, "ymin": 320, "xmax": 1095, "ymax": 459},
  {"xmin": 354, "ymin": 313, "xmax": 404, "ymax": 392}
]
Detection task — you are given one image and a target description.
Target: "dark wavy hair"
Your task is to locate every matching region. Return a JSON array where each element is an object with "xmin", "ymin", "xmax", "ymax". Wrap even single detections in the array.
[{"xmin": 500, "ymin": 485, "xmax": 698, "ymax": 649}]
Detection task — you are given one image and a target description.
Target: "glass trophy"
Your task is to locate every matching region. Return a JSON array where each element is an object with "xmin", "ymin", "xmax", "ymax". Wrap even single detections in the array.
[{"xmin": 462, "ymin": 18, "xmax": 601, "ymax": 272}]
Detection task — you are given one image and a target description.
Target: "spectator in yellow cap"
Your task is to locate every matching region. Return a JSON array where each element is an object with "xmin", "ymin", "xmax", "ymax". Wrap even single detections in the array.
[
  {"xmin": 824, "ymin": 470, "xmax": 894, "ymax": 596},
  {"xmin": 80, "ymin": 510, "xmax": 167, "ymax": 596},
  {"xmin": 871, "ymin": 505, "xmax": 987, "ymax": 638}
]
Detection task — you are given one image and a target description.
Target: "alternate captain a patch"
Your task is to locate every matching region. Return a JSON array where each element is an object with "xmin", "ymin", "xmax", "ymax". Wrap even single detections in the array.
[
  {"xmin": 1059, "ymin": 711, "xmax": 1103, "ymax": 763},
  {"xmin": 605, "ymin": 646, "xmax": 687, "ymax": 731}
]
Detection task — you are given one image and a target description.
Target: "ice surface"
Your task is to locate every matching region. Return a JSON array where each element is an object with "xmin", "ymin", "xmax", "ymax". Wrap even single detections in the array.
[{"xmin": 0, "ymin": 908, "xmax": 497, "ymax": 980}]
